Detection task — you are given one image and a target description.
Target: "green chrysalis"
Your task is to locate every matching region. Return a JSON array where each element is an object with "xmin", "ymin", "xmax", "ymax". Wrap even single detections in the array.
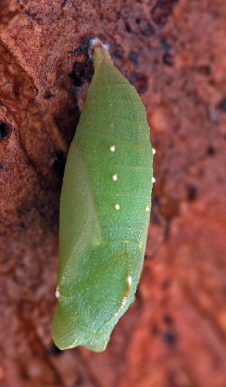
[{"xmin": 52, "ymin": 41, "xmax": 154, "ymax": 352}]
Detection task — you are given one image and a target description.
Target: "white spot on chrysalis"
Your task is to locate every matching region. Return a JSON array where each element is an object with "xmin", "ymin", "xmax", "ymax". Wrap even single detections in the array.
[
  {"xmin": 127, "ymin": 275, "xmax": 132, "ymax": 286},
  {"xmin": 152, "ymin": 177, "xmax": 156, "ymax": 183},
  {"xmin": 55, "ymin": 287, "xmax": 60, "ymax": 298},
  {"xmin": 152, "ymin": 148, "xmax": 156, "ymax": 155},
  {"xmin": 115, "ymin": 204, "xmax": 120, "ymax": 210},
  {"xmin": 121, "ymin": 296, "xmax": 127, "ymax": 307},
  {"xmin": 110, "ymin": 123, "xmax": 114, "ymax": 127},
  {"xmin": 146, "ymin": 206, "xmax": 150, "ymax": 212},
  {"xmin": 110, "ymin": 145, "xmax": 116, "ymax": 152},
  {"xmin": 112, "ymin": 174, "xmax": 118, "ymax": 181}
]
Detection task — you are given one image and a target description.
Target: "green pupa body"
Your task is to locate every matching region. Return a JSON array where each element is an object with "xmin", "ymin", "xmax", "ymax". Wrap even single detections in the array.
[{"xmin": 52, "ymin": 44, "xmax": 153, "ymax": 352}]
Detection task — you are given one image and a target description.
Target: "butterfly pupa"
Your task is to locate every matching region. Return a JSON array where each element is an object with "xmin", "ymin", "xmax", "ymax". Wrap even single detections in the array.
[{"xmin": 51, "ymin": 41, "xmax": 154, "ymax": 352}]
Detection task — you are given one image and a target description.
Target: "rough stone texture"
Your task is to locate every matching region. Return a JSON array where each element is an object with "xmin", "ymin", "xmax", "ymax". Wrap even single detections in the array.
[{"xmin": 0, "ymin": 0, "xmax": 226, "ymax": 386}]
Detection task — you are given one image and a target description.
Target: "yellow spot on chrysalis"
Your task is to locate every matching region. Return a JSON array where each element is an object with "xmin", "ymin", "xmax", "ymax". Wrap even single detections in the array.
[
  {"xmin": 67, "ymin": 338, "xmax": 78, "ymax": 348},
  {"xmin": 112, "ymin": 272, "xmax": 132, "ymax": 319},
  {"xmin": 152, "ymin": 177, "xmax": 156, "ymax": 183},
  {"xmin": 152, "ymin": 148, "xmax": 156, "ymax": 155}
]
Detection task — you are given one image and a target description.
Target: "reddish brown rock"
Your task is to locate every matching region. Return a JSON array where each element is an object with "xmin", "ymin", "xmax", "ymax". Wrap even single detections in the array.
[{"xmin": 1, "ymin": 0, "xmax": 226, "ymax": 386}]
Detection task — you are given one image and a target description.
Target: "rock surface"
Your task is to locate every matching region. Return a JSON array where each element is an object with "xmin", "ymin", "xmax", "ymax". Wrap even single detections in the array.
[{"xmin": 1, "ymin": 0, "xmax": 226, "ymax": 386}]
